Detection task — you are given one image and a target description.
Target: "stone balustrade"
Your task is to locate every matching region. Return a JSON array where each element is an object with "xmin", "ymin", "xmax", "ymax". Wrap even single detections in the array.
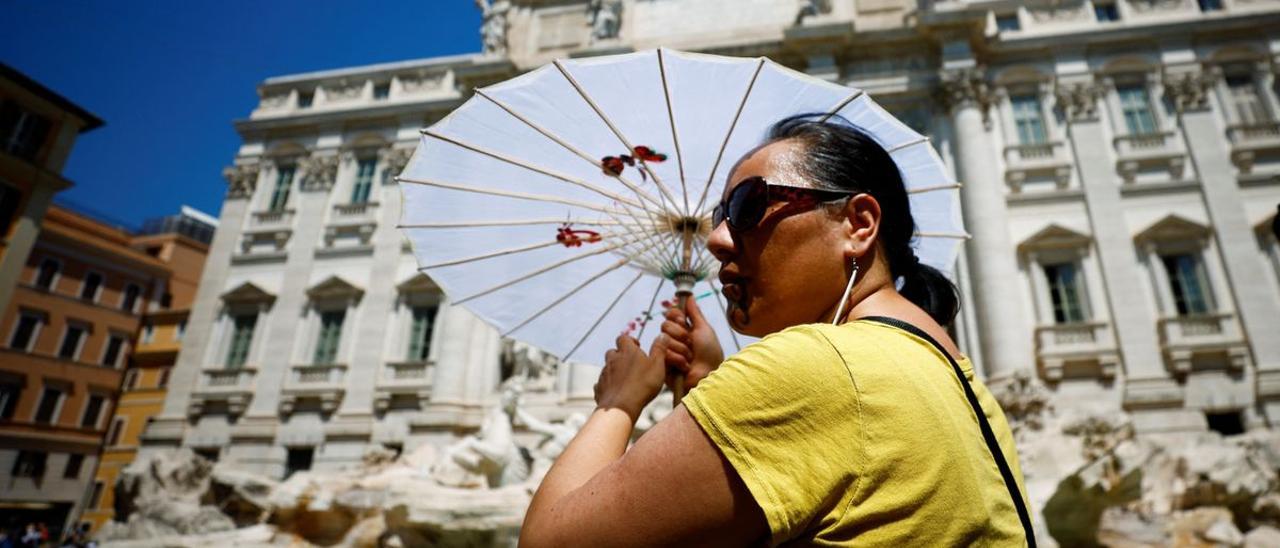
[
  {"xmin": 373, "ymin": 361, "xmax": 434, "ymax": 413},
  {"xmin": 1226, "ymin": 121, "xmax": 1280, "ymax": 174},
  {"xmin": 250, "ymin": 209, "xmax": 295, "ymax": 229},
  {"xmin": 188, "ymin": 368, "xmax": 257, "ymax": 418},
  {"xmin": 1113, "ymin": 131, "xmax": 1186, "ymax": 183},
  {"xmin": 1157, "ymin": 313, "xmax": 1251, "ymax": 374},
  {"xmin": 1034, "ymin": 322, "xmax": 1120, "ymax": 381},
  {"xmin": 1003, "ymin": 141, "xmax": 1072, "ymax": 192}
]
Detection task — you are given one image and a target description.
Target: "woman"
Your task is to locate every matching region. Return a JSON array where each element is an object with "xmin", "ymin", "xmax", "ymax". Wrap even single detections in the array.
[{"xmin": 520, "ymin": 115, "xmax": 1033, "ymax": 546}]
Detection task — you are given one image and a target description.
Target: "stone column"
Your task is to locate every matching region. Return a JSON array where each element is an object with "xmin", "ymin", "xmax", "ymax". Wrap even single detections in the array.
[
  {"xmin": 146, "ymin": 162, "xmax": 260, "ymax": 443},
  {"xmin": 1054, "ymin": 73, "xmax": 1189, "ymax": 427},
  {"xmin": 1164, "ymin": 64, "xmax": 1280, "ymax": 424},
  {"xmin": 939, "ymin": 65, "xmax": 1033, "ymax": 380}
]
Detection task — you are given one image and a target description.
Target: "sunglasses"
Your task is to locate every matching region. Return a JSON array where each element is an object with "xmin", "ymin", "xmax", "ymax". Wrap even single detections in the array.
[{"xmin": 711, "ymin": 176, "xmax": 855, "ymax": 232}]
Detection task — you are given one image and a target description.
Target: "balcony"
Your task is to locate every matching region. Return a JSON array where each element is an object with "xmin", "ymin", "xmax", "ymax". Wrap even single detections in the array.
[
  {"xmin": 250, "ymin": 209, "xmax": 295, "ymax": 230},
  {"xmin": 280, "ymin": 364, "xmax": 347, "ymax": 414},
  {"xmin": 235, "ymin": 228, "xmax": 291, "ymax": 264},
  {"xmin": 332, "ymin": 202, "xmax": 379, "ymax": 224},
  {"xmin": 1113, "ymin": 131, "xmax": 1186, "ymax": 183},
  {"xmin": 1003, "ymin": 141, "xmax": 1072, "ymax": 193},
  {"xmin": 374, "ymin": 360, "xmax": 434, "ymax": 412},
  {"xmin": 188, "ymin": 367, "xmax": 256, "ymax": 417},
  {"xmin": 1226, "ymin": 121, "xmax": 1280, "ymax": 174},
  {"xmin": 1157, "ymin": 313, "xmax": 1251, "ymax": 374},
  {"xmin": 1034, "ymin": 322, "xmax": 1120, "ymax": 381}
]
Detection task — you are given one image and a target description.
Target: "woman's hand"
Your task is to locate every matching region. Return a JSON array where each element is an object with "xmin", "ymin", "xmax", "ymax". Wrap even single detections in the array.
[
  {"xmin": 661, "ymin": 297, "xmax": 724, "ymax": 391},
  {"xmin": 597, "ymin": 334, "xmax": 667, "ymax": 424}
]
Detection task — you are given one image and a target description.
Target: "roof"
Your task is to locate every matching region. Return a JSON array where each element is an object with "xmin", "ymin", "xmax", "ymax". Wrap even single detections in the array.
[{"xmin": 0, "ymin": 62, "xmax": 104, "ymax": 132}]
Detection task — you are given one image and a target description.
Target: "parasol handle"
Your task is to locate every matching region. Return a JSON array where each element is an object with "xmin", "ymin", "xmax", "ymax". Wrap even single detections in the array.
[{"xmin": 671, "ymin": 274, "xmax": 696, "ymax": 405}]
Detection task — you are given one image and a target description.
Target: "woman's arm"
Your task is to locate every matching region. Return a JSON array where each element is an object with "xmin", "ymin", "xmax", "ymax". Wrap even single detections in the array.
[{"xmin": 520, "ymin": 335, "xmax": 767, "ymax": 547}]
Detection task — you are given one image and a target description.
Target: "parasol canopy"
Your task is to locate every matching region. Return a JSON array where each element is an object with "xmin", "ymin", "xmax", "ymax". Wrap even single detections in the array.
[{"xmin": 397, "ymin": 48, "xmax": 965, "ymax": 366}]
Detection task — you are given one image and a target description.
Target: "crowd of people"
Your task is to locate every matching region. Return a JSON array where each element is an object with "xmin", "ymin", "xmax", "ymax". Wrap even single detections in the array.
[{"xmin": 0, "ymin": 523, "xmax": 97, "ymax": 548}]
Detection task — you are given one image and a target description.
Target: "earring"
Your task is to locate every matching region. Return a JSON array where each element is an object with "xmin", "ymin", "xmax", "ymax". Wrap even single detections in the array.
[{"xmin": 831, "ymin": 258, "xmax": 859, "ymax": 326}]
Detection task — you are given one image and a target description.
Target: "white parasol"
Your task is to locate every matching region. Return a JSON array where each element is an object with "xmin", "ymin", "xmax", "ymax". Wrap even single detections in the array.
[{"xmin": 397, "ymin": 48, "xmax": 965, "ymax": 381}]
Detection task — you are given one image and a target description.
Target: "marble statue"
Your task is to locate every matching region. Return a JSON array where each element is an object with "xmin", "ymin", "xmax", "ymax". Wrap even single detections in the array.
[
  {"xmin": 795, "ymin": 0, "xmax": 833, "ymax": 25},
  {"xmin": 475, "ymin": 0, "xmax": 511, "ymax": 55},
  {"xmin": 430, "ymin": 381, "xmax": 530, "ymax": 488},
  {"xmin": 500, "ymin": 339, "xmax": 558, "ymax": 392},
  {"xmin": 588, "ymin": 0, "xmax": 623, "ymax": 43}
]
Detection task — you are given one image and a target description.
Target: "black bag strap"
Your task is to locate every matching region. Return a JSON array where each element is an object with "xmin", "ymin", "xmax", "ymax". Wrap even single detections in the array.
[{"xmin": 858, "ymin": 316, "xmax": 1036, "ymax": 547}]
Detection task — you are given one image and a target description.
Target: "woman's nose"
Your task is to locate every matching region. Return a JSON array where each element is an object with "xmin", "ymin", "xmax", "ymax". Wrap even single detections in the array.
[{"xmin": 706, "ymin": 220, "xmax": 735, "ymax": 263}]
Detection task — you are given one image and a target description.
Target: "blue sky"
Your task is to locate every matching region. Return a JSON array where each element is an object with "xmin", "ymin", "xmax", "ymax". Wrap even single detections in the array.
[{"xmin": 2, "ymin": 1, "xmax": 482, "ymax": 228}]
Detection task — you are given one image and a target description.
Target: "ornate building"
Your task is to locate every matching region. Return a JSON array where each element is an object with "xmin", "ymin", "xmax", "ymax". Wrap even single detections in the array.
[{"xmin": 143, "ymin": 0, "xmax": 1280, "ymax": 482}]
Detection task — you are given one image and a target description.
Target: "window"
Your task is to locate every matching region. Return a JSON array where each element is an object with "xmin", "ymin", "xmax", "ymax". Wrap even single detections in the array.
[
  {"xmin": 11, "ymin": 450, "xmax": 46, "ymax": 479},
  {"xmin": 106, "ymin": 417, "xmax": 125, "ymax": 446},
  {"xmin": 996, "ymin": 13, "xmax": 1020, "ymax": 32},
  {"xmin": 351, "ymin": 158, "xmax": 376, "ymax": 204},
  {"xmin": 373, "ymin": 82, "xmax": 391, "ymax": 100},
  {"xmin": 123, "ymin": 369, "xmax": 140, "ymax": 390},
  {"xmin": 1117, "ymin": 84, "xmax": 1158, "ymax": 135},
  {"xmin": 297, "ymin": 90, "xmax": 314, "ymax": 108},
  {"xmin": 285, "ymin": 447, "xmax": 314, "ymax": 478},
  {"xmin": 160, "ymin": 292, "xmax": 172, "ymax": 308},
  {"xmin": 1162, "ymin": 253, "xmax": 1213, "ymax": 315},
  {"xmin": 158, "ymin": 367, "xmax": 170, "ymax": 388},
  {"xmin": 269, "ymin": 166, "xmax": 294, "ymax": 212},
  {"xmin": 1226, "ymin": 72, "xmax": 1269, "ymax": 125},
  {"xmin": 80, "ymin": 272, "xmax": 103, "ymax": 301},
  {"xmin": 1043, "ymin": 263, "xmax": 1088, "ymax": 324},
  {"xmin": 80, "ymin": 394, "xmax": 105, "ymax": 429},
  {"xmin": 8, "ymin": 312, "xmax": 42, "ymax": 351},
  {"xmin": 0, "ymin": 102, "xmax": 52, "ymax": 161},
  {"xmin": 58, "ymin": 324, "xmax": 87, "ymax": 360},
  {"xmin": 33, "ymin": 387, "xmax": 63, "ymax": 424},
  {"xmin": 0, "ymin": 381, "xmax": 20, "ymax": 419},
  {"xmin": 1198, "ymin": 0, "xmax": 1222, "ymax": 11},
  {"xmin": 121, "ymin": 283, "xmax": 141, "ymax": 312},
  {"xmin": 226, "ymin": 313, "xmax": 257, "ymax": 368},
  {"xmin": 1206, "ymin": 411, "xmax": 1244, "ymax": 436},
  {"xmin": 35, "ymin": 258, "xmax": 59, "ymax": 290},
  {"xmin": 1010, "ymin": 94, "xmax": 1048, "ymax": 145},
  {"xmin": 63, "ymin": 453, "xmax": 84, "ymax": 479},
  {"xmin": 0, "ymin": 183, "xmax": 20, "ymax": 237},
  {"xmin": 141, "ymin": 322, "xmax": 155, "ymax": 344},
  {"xmin": 1094, "ymin": 2, "xmax": 1119, "ymax": 22},
  {"xmin": 407, "ymin": 305, "xmax": 438, "ymax": 362},
  {"xmin": 313, "ymin": 310, "xmax": 345, "ymax": 365},
  {"xmin": 89, "ymin": 481, "xmax": 106, "ymax": 508},
  {"xmin": 101, "ymin": 335, "xmax": 125, "ymax": 367}
]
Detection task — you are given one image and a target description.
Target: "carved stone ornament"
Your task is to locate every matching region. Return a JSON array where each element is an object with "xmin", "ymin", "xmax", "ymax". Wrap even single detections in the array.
[
  {"xmin": 588, "ymin": 0, "xmax": 623, "ymax": 43},
  {"xmin": 324, "ymin": 80, "xmax": 364, "ymax": 102},
  {"xmin": 299, "ymin": 153, "xmax": 339, "ymax": 191},
  {"xmin": 1028, "ymin": 0, "xmax": 1092, "ymax": 22},
  {"xmin": 223, "ymin": 163, "xmax": 261, "ymax": 200},
  {"xmin": 1163, "ymin": 70, "xmax": 1217, "ymax": 112},
  {"xmin": 476, "ymin": 0, "xmax": 511, "ymax": 55},
  {"xmin": 380, "ymin": 147, "xmax": 413, "ymax": 184},
  {"xmin": 938, "ymin": 67, "xmax": 996, "ymax": 125},
  {"xmin": 1055, "ymin": 81, "xmax": 1106, "ymax": 121},
  {"xmin": 400, "ymin": 71, "xmax": 446, "ymax": 93},
  {"xmin": 1127, "ymin": 0, "xmax": 1184, "ymax": 12},
  {"xmin": 259, "ymin": 93, "xmax": 289, "ymax": 110}
]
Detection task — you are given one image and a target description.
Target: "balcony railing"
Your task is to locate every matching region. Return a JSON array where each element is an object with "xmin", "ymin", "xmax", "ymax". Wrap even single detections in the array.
[
  {"xmin": 1157, "ymin": 313, "xmax": 1247, "ymax": 373},
  {"xmin": 1034, "ymin": 322, "xmax": 1119, "ymax": 381},
  {"xmin": 333, "ymin": 202, "xmax": 378, "ymax": 219},
  {"xmin": 1226, "ymin": 121, "xmax": 1280, "ymax": 174},
  {"xmin": 251, "ymin": 209, "xmax": 294, "ymax": 228},
  {"xmin": 198, "ymin": 368, "xmax": 256, "ymax": 391},
  {"xmin": 1003, "ymin": 141, "xmax": 1072, "ymax": 192},
  {"xmin": 290, "ymin": 364, "xmax": 347, "ymax": 386},
  {"xmin": 1112, "ymin": 131, "xmax": 1185, "ymax": 183},
  {"xmin": 374, "ymin": 361, "xmax": 434, "ymax": 412},
  {"xmin": 188, "ymin": 367, "xmax": 256, "ymax": 418}
]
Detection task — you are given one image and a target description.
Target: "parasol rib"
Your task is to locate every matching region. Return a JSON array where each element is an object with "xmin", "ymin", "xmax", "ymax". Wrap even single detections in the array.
[
  {"xmin": 916, "ymin": 231, "xmax": 971, "ymax": 239},
  {"xmin": 420, "ymin": 239, "xmax": 566, "ymax": 269},
  {"xmin": 453, "ymin": 230, "xmax": 661, "ymax": 305},
  {"xmin": 421, "ymin": 129, "xmax": 645, "ymax": 210},
  {"xmin": 656, "ymin": 48, "xmax": 691, "ymax": 216},
  {"xmin": 398, "ymin": 217, "xmax": 624, "ymax": 229},
  {"xmin": 707, "ymin": 280, "xmax": 743, "ymax": 352},
  {"xmin": 472, "ymin": 89, "xmax": 665, "ymax": 211},
  {"xmin": 551, "ymin": 59, "xmax": 685, "ymax": 215},
  {"xmin": 502, "ymin": 257, "xmax": 643, "ymax": 337},
  {"xmin": 887, "ymin": 136, "xmax": 930, "ymax": 152},
  {"xmin": 397, "ymin": 175, "xmax": 651, "ymax": 225},
  {"xmin": 562, "ymin": 270, "xmax": 648, "ymax": 361},
  {"xmin": 694, "ymin": 58, "xmax": 766, "ymax": 216},
  {"xmin": 634, "ymin": 277, "xmax": 668, "ymax": 340},
  {"xmin": 818, "ymin": 89, "xmax": 867, "ymax": 123},
  {"xmin": 908, "ymin": 182, "xmax": 962, "ymax": 194}
]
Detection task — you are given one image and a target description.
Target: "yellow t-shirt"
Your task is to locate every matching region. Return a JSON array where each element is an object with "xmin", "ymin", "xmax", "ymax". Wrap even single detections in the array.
[{"xmin": 683, "ymin": 320, "xmax": 1029, "ymax": 546}]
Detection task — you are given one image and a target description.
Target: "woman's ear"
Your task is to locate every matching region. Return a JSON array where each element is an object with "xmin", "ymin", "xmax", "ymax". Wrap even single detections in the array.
[{"xmin": 842, "ymin": 193, "xmax": 881, "ymax": 259}]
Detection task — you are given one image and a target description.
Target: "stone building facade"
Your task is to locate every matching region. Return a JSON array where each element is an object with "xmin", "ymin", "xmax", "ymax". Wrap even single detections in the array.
[{"xmin": 143, "ymin": 0, "xmax": 1280, "ymax": 479}]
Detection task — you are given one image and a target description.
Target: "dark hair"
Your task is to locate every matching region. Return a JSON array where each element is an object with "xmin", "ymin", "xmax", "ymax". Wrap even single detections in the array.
[{"xmin": 766, "ymin": 113, "xmax": 960, "ymax": 326}]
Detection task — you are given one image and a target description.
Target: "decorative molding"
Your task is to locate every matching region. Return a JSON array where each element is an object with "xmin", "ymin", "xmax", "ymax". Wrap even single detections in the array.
[
  {"xmin": 1127, "ymin": 0, "xmax": 1185, "ymax": 13},
  {"xmin": 1055, "ymin": 80, "xmax": 1106, "ymax": 122},
  {"xmin": 588, "ymin": 0, "xmax": 623, "ymax": 43},
  {"xmin": 1027, "ymin": 0, "xmax": 1092, "ymax": 23},
  {"xmin": 380, "ymin": 147, "xmax": 413, "ymax": 184},
  {"xmin": 324, "ymin": 80, "xmax": 365, "ymax": 103},
  {"xmin": 1163, "ymin": 69, "xmax": 1217, "ymax": 112},
  {"xmin": 222, "ymin": 163, "xmax": 260, "ymax": 200},
  {"xmin": 400, "ymin": 71, "xmax": 446, "ymax": 93},
  {"xmin": 477, "ymin": 0, "xmax": 511, "ymax": 55},
  {"xmin": 938, "ymin": 67, "xmax": 995, "ymax": 126},
  {"xmin": 259, "ymin": 93, "xmax": 290, "ymax": 110},
  {"xmin": 299, "ymin": 153, "xmax": 338, "ymax": 191}
]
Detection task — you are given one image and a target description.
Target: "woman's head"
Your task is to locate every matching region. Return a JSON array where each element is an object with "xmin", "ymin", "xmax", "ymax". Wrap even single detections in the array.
[{"xmin": 708, "ymin": 114, "xmax": 958, "ymax": 336}]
